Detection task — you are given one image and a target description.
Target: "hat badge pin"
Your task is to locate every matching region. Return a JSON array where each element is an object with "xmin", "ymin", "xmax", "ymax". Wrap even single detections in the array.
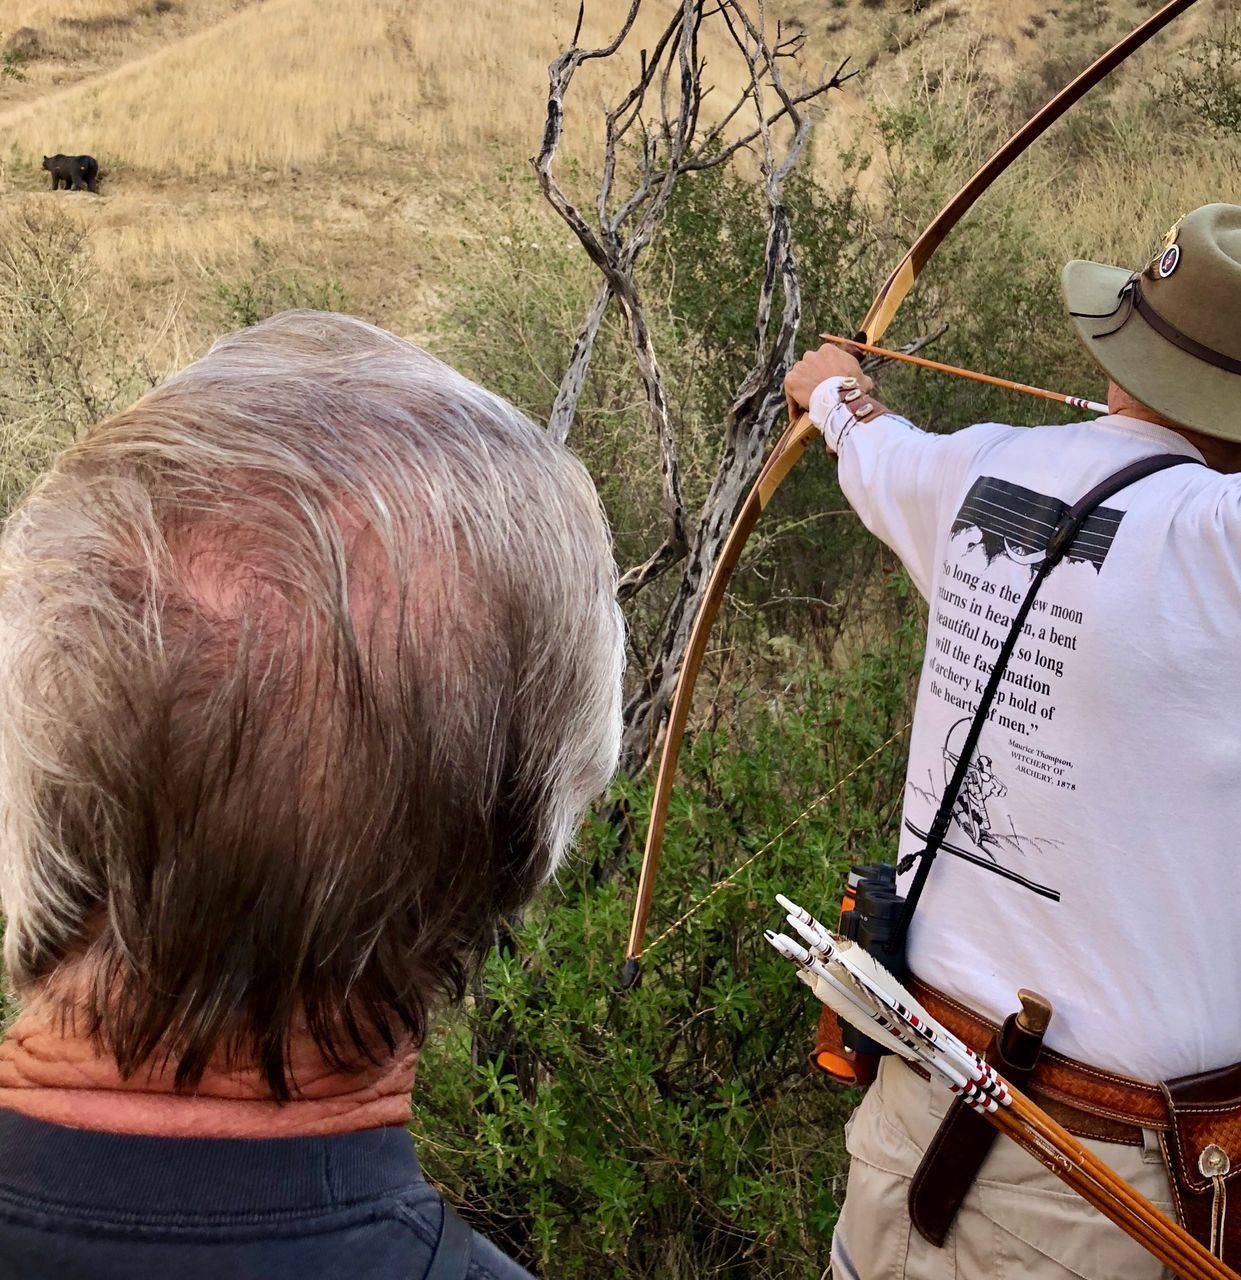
[
  {"xmin": 1153, "ymin": 216, "xmax": 1184, "ymax": 278},
  {"xmin": 1157, "ymin": 242, "xmax": 1181, "ymax": 278}
]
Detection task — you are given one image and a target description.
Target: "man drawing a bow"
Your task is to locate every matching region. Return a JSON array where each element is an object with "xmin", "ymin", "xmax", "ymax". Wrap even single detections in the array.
[{"xmin": 784, "ymin": 204, "xmax": 1241, "ymax": 1278}]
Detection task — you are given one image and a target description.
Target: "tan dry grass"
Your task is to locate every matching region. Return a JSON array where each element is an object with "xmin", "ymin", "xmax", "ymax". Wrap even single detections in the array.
[
  {"xmin": 1032, "ymin": 122, "xmax": 1240, "ymax": 271},
  {"xmin": 7, "ymin": 0, "xmax": 156, "ymax": 25},
  {"xmin": 0, "ymin": 0, "xmax": 786, "ymax": 176},
  {"xmin": 1, "ymin": 0, "xmax": 237, "ymax": 61},
  {"xmin": 0, "ymin": 0, "xmax": 1234, "ymax": 392},
  {"xmin": 0, "ymin": 2, "xmax": 265, "ymax": 115},
  {"xmin": 2, "ymin": 0, "xmax": 413, "ymax": 173},
  {"xmin": 834, "ymin": 0, "xmax": 1238, "ymax": 257}
]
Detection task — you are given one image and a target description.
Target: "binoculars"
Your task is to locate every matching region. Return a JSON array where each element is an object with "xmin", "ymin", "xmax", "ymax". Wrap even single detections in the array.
[{"xmin": 814, "ymin": 862, "xmax": 909, "ymax": 1085}]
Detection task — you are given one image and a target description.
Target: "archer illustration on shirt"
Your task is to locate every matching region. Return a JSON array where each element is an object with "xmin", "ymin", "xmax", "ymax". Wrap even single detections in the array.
[
  {"xmin": 905, "ymin": 709, "xmax": 1065, "ymax": 901},
  {"xmin": 957, "ymin": 754, "xmax": 1008, "ymax": 852},
  {"xmin": 942, "ymin": 717, "xmax": 1008, "ymax": 856}
]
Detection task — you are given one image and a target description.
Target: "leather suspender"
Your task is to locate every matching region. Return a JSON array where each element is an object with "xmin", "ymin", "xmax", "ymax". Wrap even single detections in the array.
[{"xmin": 895, "ymin": 450, "xmax": 1203, "ymax": 946}]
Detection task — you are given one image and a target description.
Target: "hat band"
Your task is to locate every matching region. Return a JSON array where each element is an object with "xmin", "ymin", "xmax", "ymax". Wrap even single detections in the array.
[{"xmin": 1133, "ymin": 281, "xmax": 1241, "ymax": 376}]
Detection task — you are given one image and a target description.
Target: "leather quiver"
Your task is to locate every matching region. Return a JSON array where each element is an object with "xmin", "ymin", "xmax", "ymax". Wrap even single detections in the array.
[
  {"xmin": 909, "ymin": 1010, "xmax": 1045, "ymax": 1247},
  {"xmin": 908, "ymin": 1083, "xmax": 997, "ymax": 1246},
  {"xmin": 1159, "ymin": 1062, "xmax": 1241, "ymax": 1267}
]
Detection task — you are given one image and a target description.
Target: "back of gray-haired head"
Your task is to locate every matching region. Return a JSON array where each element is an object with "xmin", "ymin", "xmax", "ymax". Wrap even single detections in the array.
[{"xmin": 0, "ymin": 310, "xmax": 623, "ymax": 1096}]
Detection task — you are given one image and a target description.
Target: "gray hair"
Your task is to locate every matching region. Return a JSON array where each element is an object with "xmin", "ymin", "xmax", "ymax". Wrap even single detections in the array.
[{"xmin": 0, "ymin": 311, "xmax": 623, "ymax": 1095}]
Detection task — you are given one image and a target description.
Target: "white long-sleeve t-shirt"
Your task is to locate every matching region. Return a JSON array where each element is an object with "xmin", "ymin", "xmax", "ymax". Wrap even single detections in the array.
[{"xmin": 808, "ymin": 376, "xmax": 1241, "ymax": 1081}]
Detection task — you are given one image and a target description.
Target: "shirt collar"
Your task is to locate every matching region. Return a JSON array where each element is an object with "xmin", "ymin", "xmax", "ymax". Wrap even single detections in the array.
[
  {"xmin": 1090, "ymin": 413, "xmax": 1206, "ymax": 463},
  {"xmin": 0, "ymin": 1107, "xmax": 425, "ymax": 1219}
]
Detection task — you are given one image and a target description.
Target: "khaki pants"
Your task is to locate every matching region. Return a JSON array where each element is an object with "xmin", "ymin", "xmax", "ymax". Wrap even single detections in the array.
[{"xmin": 829, "ymin": 1057, "xmax": 1176, "ymax": 1280}]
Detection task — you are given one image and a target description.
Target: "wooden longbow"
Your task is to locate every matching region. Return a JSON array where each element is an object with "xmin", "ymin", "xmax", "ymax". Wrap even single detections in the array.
[{"xmin": 621, "ymin": 0, "xmax": 1200, "ymax": 987}]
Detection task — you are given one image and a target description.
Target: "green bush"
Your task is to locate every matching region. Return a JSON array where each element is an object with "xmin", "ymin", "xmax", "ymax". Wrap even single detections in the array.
[
  {"xmin": 414, "ymin": 591, "xmax": 921, "ymax": 1278},
  {"xmin": 1, "ymin": 50, "xmax": 28, "ymax": 84},
  {"xmin": 0, "ymin": 206, "xmax": 153, "ymax": 514},
  {"xmin": 1157, "ymin": 16, "xmax": 1241, "ymax": 137},
  {"xmin": 213, "ymin": 240, "xmax": 350, "ymax": 329}
]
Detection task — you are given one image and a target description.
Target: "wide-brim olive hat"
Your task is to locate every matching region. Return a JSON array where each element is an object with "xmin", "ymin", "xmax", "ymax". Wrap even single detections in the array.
[{"xmin": 1062, "ymin": 203, "xmax": 1241, "ymax": 441}]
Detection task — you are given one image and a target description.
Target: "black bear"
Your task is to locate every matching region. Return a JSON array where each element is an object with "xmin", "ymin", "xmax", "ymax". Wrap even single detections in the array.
[{"xmin": 42, "ymin": 154, "xmax": 99, "ymax": 193}]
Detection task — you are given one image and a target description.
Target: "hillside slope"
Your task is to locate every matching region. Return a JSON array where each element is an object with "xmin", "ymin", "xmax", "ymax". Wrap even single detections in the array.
[{"xmin": 0, "ymin": 0, "xmax": 1227, "ymax": 363}]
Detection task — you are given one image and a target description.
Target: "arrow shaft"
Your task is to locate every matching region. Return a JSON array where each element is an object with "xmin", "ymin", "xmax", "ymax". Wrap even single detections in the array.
[
  {"xmin": 770, "ymin": 920, "xmax": 1238, "ymax": 1278},
  {"xmin": 998, "ymin": 1090, "xmax": 1236, "ymax": 1280},
  {"xmin": 820, "ymin": 334, "xmax": 1108, "ymax": 414}
]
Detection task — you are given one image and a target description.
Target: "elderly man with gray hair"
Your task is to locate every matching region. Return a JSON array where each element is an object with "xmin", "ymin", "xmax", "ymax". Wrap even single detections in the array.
[{"xmin": 0, "ymin": 312, "xmax": 624, "ymax": 1279}]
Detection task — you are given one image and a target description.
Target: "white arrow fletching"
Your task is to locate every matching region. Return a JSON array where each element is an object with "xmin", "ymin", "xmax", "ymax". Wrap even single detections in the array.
[
  {"xmin": 768, "ymin": 893, "xmax": 1012, "ymax": 1112},
  {"xmin": 824, "ymin": 942, "xmax": 1005, "ymax": 1098},
  {"xmin": 767, "ymin": 931, "xmax": 935, "ymax": 1064},
  {"xmin": 831, "ymin": 936, "xmax": 938, "ymax": 1033}
]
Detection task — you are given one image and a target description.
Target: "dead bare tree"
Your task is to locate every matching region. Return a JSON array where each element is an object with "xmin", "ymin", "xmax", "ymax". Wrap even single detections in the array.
[{"xmin": 535, "ymin": 0, "xmax": 859, "ymax": 773}]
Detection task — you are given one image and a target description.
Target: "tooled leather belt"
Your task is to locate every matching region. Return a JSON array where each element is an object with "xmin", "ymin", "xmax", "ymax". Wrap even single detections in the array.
[{"xmin": 909, "ymin": 977, "xmax": 1169, "ymax": 1145}]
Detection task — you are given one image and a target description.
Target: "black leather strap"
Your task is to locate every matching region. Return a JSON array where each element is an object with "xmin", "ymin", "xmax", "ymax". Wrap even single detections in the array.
[
  {"xmin": 895, "ymin": 451, "xmax": 1203, "ymax": 945},
  {"xmin": 909, "ymin": 1010, "xmax": 1050, "ymax": 1245},
  {"xmin": 425, "ymin": 1203, "xmax": 474, "ymax": 1280},
  {"xmin": 1133, "ymin": 282, "xmax": 1241, "ymax": 377}
]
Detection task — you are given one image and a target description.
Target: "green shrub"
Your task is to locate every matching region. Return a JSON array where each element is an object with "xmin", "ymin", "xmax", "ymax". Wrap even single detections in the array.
[
  {"xmin": 414, "ymin": 592, "xmax": 921, "ymax": 1277},
  {"xmin": 1, "ymin": 50, "xmax": 28, "ymax": 83},
  {"xmin": 213, "ymin": 240, "xmax": 350, "ymax": 329},
  {"xmin": 1157, "ymin": 16, "xmax": 1241, "ymax": 137},
  {"xmin": 0, "ymin": 206, "xmax": 153, "ymax": 514}
]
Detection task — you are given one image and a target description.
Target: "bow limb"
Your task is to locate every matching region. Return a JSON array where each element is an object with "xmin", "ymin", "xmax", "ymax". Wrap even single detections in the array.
[
  {"xmin": 858, "ymin": 0, "xmax": 1200, "ymax": 347},
  {"xmin": 621, "ymin": 411, "xmax": 820, "ymax": 987},
  {"xmin": 621, "ymin": 0, "xmax": 1200, "ymax": 985}
]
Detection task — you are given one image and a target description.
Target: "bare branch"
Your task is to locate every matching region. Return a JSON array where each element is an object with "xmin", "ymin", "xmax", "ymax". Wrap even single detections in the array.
[
  {"xmin": 533, "ymin": 0, "xmax": 861, "ymax": 770},
  {"xmin": 534, "ymin": 1, "xmax": 644, "ymax": 276},
  {"xmin": 547, "ymin": 283, "xmax": 612, "ymax": 444},
  {"xmin": 682, "ymin": 73, "xmax": 852, "ymax": 173},
  {"xmin": 617, "ymin": 536, "xmax": 687, "ymax": 602},
  {"xmin": 859, "ymin": 323, "xmax": 949, "ymax": 375}
]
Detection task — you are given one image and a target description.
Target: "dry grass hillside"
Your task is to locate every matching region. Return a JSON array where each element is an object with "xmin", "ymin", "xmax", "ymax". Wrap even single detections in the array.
[
  {"xmin": 0, "ymin": 0, "xmax": 1233, "ymax": 373},
  {"xmin": 1, "ymin": 0, "xmax": 812, "ymax": 356}
]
